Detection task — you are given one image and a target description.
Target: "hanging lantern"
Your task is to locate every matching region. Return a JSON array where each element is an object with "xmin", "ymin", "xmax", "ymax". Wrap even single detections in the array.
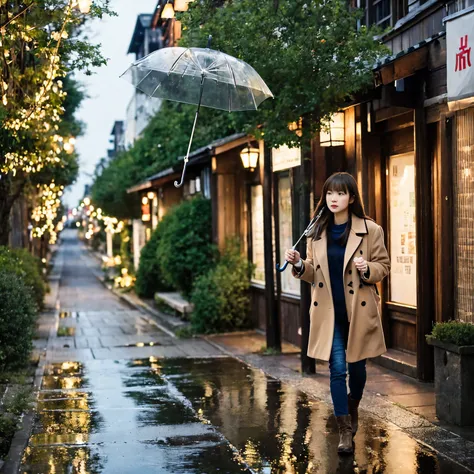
[
  {"xmin": 161, "ymin": 2, "xmax": 175, "ymax": 19},
  {"xmin": 320, "ymin": 112, "xmax": 345, "ymax": 147},
  {"xmin": 174, "ymin": 0, "xmax": 188, "ymax": 12},
  {"xmin": 240, "ymin": 146, "xmax": 260, "ymax": 171},
  {"xmin": 77, "ymin": 0, "xmax": 92, "ymax": 14}
]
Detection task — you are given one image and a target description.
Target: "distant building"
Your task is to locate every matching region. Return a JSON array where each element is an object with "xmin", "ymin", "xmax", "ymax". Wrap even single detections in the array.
[{"xmin": 124, "ymin": 14, "xmax": 163, "ymax": 147}]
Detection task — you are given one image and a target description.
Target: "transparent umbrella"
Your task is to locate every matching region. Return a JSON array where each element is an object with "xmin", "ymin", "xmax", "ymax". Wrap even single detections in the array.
[{"xmin": 121, "ymin": 37, "xmax": 273, "ymax": 187}]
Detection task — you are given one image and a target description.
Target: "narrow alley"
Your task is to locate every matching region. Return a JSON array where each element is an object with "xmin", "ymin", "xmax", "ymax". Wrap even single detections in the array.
[{"xmin": 18, "ymin": 231, "xmax": 472, "ymax": 473}]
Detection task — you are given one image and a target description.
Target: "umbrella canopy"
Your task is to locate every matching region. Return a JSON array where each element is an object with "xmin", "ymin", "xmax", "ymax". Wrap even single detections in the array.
[{"xmin": 121, "ymin": 46, "xmax": 273, "ymax": 112}]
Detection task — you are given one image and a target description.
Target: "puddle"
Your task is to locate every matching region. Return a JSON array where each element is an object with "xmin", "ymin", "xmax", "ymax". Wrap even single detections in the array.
[{"xmin": 22, "ymin": 357, "xmax": 470, "ymax": 473}]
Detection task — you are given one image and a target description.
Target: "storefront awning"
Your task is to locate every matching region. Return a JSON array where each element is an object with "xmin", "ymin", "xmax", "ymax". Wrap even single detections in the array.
[
  {"xmin": 374, "ymin": 31, "xmax": 445, "ymax": 86},
  {"xmin": 127, "ymin": 132, "xmax": 250, "ymax": 194}
]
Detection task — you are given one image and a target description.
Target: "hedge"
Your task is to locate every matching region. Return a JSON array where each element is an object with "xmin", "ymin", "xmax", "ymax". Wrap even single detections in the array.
[
  {"xmin": 0, "ymin": 270, "xmax": 37, "ymax": 371},
  {"xmin": 190, "ymin": 238, "xmax": 254, "ymax": 333},
  {"xmin": 0, "ymin": 247, "xmax": 45, "ymax": 311},
  {"xmin": 157, "ymin": 196, "xmax": 216, "ymax": 297},
  {"xmin": 135, "ymin": 226, "xmax": 172, "ymax": 298}
]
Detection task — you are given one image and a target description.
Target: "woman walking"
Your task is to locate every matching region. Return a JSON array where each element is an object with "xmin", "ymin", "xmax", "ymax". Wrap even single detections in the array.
[{"xmin": 285, "ymin": 172, "xmax": 390, "ymax": 455}]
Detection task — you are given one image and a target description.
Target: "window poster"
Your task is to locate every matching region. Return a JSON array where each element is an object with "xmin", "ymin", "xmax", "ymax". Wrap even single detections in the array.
[
  {"xmin": 251, "ymin": 185, "xmax": 265, "ymax": 285},
  {"xmin": 278, "ymin": 176, "xmax": 300, "ymax": 295},
  {"xmin": 388, "ymin": 153, "xmax": 417, "ymax": 307}
]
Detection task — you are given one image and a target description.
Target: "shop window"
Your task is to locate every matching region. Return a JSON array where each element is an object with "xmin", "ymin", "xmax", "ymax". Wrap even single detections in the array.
[
  {"xmin": 453, "ymin": 107, "xmax": 474, "ymax": 323},
  {"xmin": 250, "ymin": 185, "xmax": 265, "ymax": 285},
  {"xmin": 278, "ymin": 175, "xmax": 300, "ymax": 296},
  {"xmin": 372, "ymin": 0, "xmax": 392, "ymax": 27},
  {"xmin": 388, "ymin": 153, "xmax": 417, "ymax": 307},
  {"xmin": 447, "ymin": 0, "xmax": 474, "ymax": 15}
]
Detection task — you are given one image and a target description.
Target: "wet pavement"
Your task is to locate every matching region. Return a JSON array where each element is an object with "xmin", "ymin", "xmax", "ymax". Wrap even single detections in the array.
[{"xmin": 17, "ymin": 231, "xmax": 474, "ymax": 473}]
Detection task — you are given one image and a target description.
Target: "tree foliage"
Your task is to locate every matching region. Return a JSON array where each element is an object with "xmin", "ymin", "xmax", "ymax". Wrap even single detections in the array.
[
  {"xmin": 0, "ymin": 0, "xmax": 113, "ymax": 244},
  {"xmin": 181, "ymin": 0, "xmax": 387, "ymax": 147}
]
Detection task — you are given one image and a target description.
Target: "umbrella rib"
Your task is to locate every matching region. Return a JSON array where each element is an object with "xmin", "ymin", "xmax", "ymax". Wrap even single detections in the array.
[
  {"xmin": 168, "ymin": 48, "xmax": 191, "ymax": 75},
  {"xmin": 133, "ymin": 69, "xmax": 153, "ymax": 90},
  {"xmin": 248, "ymin": 85, "xmax": 258, "ymax": 110},
  {"xmin": 223, "ymin": 55, "xmax": 237, "ymax": 112}
]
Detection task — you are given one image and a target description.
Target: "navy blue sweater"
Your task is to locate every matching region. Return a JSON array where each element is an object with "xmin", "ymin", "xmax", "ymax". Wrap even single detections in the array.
[{"xmin": 327, "ymin": 222, "xmax": 349, "ymax": 331}]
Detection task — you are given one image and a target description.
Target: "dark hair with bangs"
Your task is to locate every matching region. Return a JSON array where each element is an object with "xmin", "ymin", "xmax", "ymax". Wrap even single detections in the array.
[{"xmin": 308, "ymin": 172, "xmax": 368, "ymax": 244}]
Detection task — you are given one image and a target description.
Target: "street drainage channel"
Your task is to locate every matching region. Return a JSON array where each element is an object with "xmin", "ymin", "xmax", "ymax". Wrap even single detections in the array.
[{"xmin": 21, "ymin": 358, "xmax": 463, "ymax": 474}]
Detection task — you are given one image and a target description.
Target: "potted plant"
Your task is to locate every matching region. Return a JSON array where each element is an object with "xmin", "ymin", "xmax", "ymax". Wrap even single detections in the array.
[{"xmin": 426, "ymin": 321, "xmax": 474, "ymax": 426}]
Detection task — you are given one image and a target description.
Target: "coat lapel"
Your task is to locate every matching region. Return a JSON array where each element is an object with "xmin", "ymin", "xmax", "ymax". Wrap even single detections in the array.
[
  {"xmin": 343, "ymin": 215, "xmax": 368, "ymax": 273},
  {"xmin": 314, "ymin": 229, "xmax": 332, "ymax": 297}
]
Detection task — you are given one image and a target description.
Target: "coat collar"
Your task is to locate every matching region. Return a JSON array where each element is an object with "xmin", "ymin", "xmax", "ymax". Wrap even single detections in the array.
[
  {"xmin": 314, "ymin": 214, "xmax": 368, "ymax": 241},
  {"xmin": 350, "ymin": 214, "xmax": 369, "ymax": 236},
  {"xmin": 313, "ymin": 214, "xmax": 368, "ymax": 291}
]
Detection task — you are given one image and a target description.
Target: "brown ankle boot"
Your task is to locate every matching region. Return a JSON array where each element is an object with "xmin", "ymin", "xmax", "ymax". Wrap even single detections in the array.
[
  {"xmin": 336, "ymin": 415, "xmax": 353, "ymax": 455},
  {"xmin": 348, "ymin": 394, "xmax": 360, "ymax": 437}
]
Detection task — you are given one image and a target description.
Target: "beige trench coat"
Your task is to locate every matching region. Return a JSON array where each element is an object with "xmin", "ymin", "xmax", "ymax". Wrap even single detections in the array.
[{"xmin": 292, "ymin": 215, "xmax": 390, "ymax": 363}]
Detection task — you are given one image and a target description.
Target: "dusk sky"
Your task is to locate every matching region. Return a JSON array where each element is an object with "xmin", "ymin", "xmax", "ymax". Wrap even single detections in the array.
[{"xmin": 63, "ymin": 0, "xmax": 157, "ymax": 208}]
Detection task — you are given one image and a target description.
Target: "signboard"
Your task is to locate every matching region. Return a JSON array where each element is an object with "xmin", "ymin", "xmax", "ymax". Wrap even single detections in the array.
[
  {"xmin": 388, "ymin": 153, "xmax": 417, "ymax": 307},
  {"xmin": 272, "ymin": 146, "xmax": 301, "ymax": 172},
  {"xmin": 447, "ymin": 9, "xmax": 474, "ymax": 109},
  {"xmin": 251, "ymin": 185, "xmax": 265, "ymax": 285},
  {"xmin": 278, "ymin": 176, "xmax": 300, "ymax": 295}
]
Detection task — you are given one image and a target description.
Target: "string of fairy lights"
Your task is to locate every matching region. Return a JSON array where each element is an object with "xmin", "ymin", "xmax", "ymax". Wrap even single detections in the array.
[
  {"xmin": 1, "ymin": 1, "xmax": 89, "ymax": 175},
  {"xmin": 1, "ymin": 1, "xmax": 93, "ymax": 243},
  {"xmin": 75, "ymin": 197, "xmax": 134, "ymax": 288},
  {"xmin": 31, "ymin": 182, "xmax": 65, "ymax": 244}
]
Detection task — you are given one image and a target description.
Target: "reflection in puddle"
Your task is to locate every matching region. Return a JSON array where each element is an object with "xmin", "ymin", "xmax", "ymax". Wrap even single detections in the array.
[
  {"xmin": 22, "ymin": 357, "xmax": 466, "ymax": 474},
  {"xmin": 59, "ymin": 311, "xmax": 80, "ymax": 319}
]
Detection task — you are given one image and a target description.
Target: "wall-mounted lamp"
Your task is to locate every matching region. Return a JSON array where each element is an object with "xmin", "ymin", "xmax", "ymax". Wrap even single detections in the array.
[
  {"xmin": 147, "ymin": 192, "xmax": 155, "ymax": 200},
  {"xmin": 240, "ymin": 145, "xmax": 259, "ymax": 171},
  {"xmin": 320, "ymin": 112, "xmax": 345, "ymax": 147},
  {"xmin": 161, "ymin": 1, "xmax": 175, "ymax": 19}
]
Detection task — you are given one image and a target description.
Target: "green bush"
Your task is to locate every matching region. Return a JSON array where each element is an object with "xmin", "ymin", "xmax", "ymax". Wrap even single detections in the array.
[
  {"xmin": 0, "ymin": 247, "xmax": 45, "ymax": 310},
  {"xmin": 427, "ymin": 321, "xmax": 474, "ymax": 347},
  {"xmin": 190, "ymin": 239, "xmax": 254, "ymax": 334},
  {"xmin": 0, "ymin": 270, "xmax": 37, "ymax": 371},
  {"xmin": 135, "ymin": 227, "xmax": 173, "ymax": 298},
  {"xmin": 157, "ymin": 197, "xmax": 216, "ymax": 297}
]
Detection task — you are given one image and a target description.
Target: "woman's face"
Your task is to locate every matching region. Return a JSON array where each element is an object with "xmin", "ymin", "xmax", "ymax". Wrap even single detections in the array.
[{"xmin": 326, "ymin": 187, "xmax": 353, "ymax": 214}]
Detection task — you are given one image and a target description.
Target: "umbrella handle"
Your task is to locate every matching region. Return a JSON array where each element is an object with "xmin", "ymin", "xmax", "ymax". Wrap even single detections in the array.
[
  {"xmin": 275, "ymin": 207, "xmax": 325, "ymax": 272},
  {"xmin": 276, "ymin": 261, "xmax": 289, "ymax": 272},
  {"xmin": 174, "ymin": 160, "xmax": 189, "ymax": 188},
  {"xmin": 207, "ymin": 35, "xmax": 212, "ymax": 49}
]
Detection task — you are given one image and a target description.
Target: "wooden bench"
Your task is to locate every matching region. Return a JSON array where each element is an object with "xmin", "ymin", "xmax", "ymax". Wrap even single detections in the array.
[{"xmin": 154, "ymin": 292, "xmax": 194, "ymax": 318}]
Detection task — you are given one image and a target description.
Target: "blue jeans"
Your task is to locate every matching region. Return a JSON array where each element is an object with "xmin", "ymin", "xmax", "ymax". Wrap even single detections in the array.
[{"xmin": 329, "ymin": 323, "xmax": 367, "ymax": 417}]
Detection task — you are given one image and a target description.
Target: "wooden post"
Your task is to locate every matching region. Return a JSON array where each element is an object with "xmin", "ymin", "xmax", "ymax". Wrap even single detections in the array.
[
  {"xmin": 414, "ymin": 80, "xmax": 434, "ymax": 382},
  {"xmin": 263, "ymin": 145, "xmax": 281, "ymax": 350},
  {"xmin": 299, "ymin": 142, "xmax": 316, "ymax": 374}
]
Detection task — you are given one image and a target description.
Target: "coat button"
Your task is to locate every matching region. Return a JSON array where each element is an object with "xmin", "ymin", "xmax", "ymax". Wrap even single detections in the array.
[
  {"xmin": 319, "ymin": 282, "xmax": 323, "ymax": 288},
  {"xmin": 359, "ymin": 284, "xmax": 363, "ymax": 289},
  {"xmin": 349, "ymin": 270, "xmax": 352, "ymax": 275},
  {"xmin": 348, "ymin": 281, "xmax": 353, "ymax": 287},
  {"xmin": 314, "ymin": 301, "xmax": 318, "ymax": 307},
  {"xmin": 360, "ymin": 250, "xmax": 363, "ymax": 255},
  {"xmin": 312, "ymin": 283, "xmax": 315, "ymax": 287},
  {"xmin": 361, "ymin": 301, "xmax": 366, "ymax": 306},
  {"xmin": 316, "ymin": 265, "xmax": 320, "ymax": 269},
  {"xmin": 349, "ymin": 290, "xmax": 354, "ymax": 295}
]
